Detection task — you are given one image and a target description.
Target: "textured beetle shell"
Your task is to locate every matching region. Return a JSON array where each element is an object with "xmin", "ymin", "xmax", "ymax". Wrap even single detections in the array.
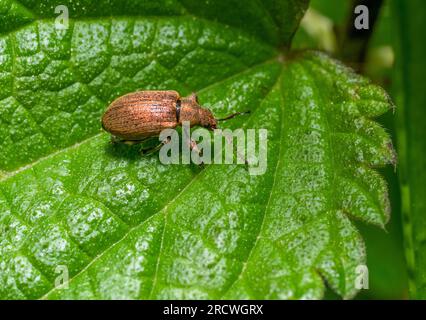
[{"xmin": 102, "ymin": 90, "xmax": 179, "ymax": 140}]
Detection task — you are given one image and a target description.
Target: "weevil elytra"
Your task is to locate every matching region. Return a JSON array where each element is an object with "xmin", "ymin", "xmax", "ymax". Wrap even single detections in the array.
[{"xmin": 101, "ymin": 90, "xmax": 248, "ymax": 154}]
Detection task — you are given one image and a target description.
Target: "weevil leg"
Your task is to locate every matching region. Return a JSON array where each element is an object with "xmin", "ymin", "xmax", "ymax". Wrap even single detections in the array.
[
  {"xmin": 140, "ymin": 137, "xmax": 171, "ymax": 156},
  {"xmin": 189, "ymin": 139, "xmax": 202, "ymax": 155},
  {"xmin": 110, "ymin": 135, "xmax": 121, "ymax": 144},
  {"xmin": 244, "ymin": 159, "xmax": 249, "ymax": 171},
  {"xmin": 182, "ymin": 125, "xmax": 204, "ymax": 166},
  {"xmin": 123, "ymin": 140, "xmax": 144, "ymax": 146},
  {"xmin": 189, "ymin": 139, "xmax": 205, "ymax": 166},
  {"xmin": 221, "ymin": 133, "xmax": 249, "ymax": 168},
  {"xmin": 112, "ymin": 136, "xmax": 153, "ymax": 145}
]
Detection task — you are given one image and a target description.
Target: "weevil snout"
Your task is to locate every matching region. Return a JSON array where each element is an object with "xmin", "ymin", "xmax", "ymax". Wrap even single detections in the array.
[{"xmin": 199, "ymin": 108, "xmax": 217, "ymax": 130}]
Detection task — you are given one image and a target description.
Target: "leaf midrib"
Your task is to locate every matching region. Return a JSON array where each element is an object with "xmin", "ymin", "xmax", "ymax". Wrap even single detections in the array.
[
  {"xmin": 147, "ymin": 71, "xmax": 284, "ymax": 300},
  {"xmin": 219, "ymin": 76, "xmax": 284, "ymax": 299}
]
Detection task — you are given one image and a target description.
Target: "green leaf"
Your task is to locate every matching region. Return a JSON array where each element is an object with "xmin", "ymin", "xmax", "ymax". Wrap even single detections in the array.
[
  {"xmin": 392, "ymin": 0, "xmax": 426, "ymax": 299},
  {"xmin": 0, "ymin": 0, "xmax": 394, "ymax": 299},
  {"xmin": 295, "ymin": 0, "xmax": 408, "ymax": 300}
]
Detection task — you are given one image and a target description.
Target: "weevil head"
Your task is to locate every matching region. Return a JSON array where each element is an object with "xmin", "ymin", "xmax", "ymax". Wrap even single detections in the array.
[
  {"xmin": 199, "ymin": 108, "xmax": 217, "ymax": 130},
  {"xmin": 180, "ymin": 93, "xmax": 217, "ymax": 130}
]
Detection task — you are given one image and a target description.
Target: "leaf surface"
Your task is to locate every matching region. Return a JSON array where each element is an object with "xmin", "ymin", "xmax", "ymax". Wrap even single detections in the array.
[{"xmin": 0, "ymin": 0, "xmax": 394, "ymax": 299}]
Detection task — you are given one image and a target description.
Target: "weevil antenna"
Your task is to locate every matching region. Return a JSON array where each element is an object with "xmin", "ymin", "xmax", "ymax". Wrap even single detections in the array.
[{"xmin": 216, "ymin": 111, "xmax": 250, "ymax": 121}]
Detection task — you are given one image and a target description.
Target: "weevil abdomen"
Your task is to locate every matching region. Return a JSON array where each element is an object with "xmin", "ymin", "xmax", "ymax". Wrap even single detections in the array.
[{"xmin": 102, "ymin": 90, "xmax": 180, "ymax": 140}]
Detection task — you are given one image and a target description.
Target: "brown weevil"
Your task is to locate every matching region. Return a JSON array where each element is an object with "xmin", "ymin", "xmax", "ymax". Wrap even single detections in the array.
[{"xmin": 101, "ymin": 90, "xmax": 249, "ymax": 154}]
